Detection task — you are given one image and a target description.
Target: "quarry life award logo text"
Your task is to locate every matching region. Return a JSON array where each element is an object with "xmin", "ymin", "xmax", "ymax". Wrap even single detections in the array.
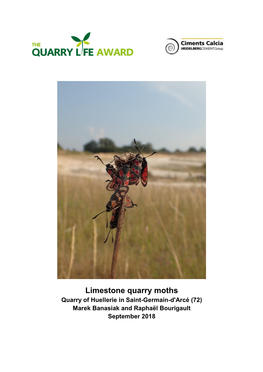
[{"xmin": 32, "ymin": 32, "xmax": 134, "ymax": 57}]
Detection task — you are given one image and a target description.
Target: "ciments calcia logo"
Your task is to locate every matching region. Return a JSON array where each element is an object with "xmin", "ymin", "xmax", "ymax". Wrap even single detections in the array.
[
  {"xmin": 165, "ymin": 37, "xmax": 224, "ymax": 54},
  {"xmin": 165, "ymin": 38, "xmax": 179, "ymax": 54}
]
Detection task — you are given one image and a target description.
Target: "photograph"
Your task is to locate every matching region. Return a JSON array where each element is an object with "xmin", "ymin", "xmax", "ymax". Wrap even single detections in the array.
[{"xmin": 57, "ymin": 81, "xmax": 206, "ymax": 279}]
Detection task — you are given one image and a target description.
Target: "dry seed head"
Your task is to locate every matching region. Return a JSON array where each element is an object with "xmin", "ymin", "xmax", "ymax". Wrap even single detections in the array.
[{"xmin": 114, "ymin": 152, "xmax": 135, "ymax": 167}]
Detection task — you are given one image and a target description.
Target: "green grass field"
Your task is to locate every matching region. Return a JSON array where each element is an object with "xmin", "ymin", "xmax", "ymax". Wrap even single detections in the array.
[{"xmin": 58, "ymin": 172, "xmax": 206, "ymax": 279}]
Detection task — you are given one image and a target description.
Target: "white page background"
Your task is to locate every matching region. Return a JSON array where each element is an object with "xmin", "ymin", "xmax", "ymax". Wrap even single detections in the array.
[{"xmin": 1, "ymin": 1, "xmax": 262, "ymax": 371}]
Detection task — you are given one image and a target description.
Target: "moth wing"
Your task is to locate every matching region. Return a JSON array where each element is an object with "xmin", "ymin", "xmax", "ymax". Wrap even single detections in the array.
[
  {"xmin": 141, "ymin": 163, "xmax": 148, "ymax": 187},
  {"xmin": 106, "ymin": 180, "xmax": 118, "ymax": 191},
  {"xmin": 129, "ymin": 178, "xmax": 139, "ymax": 186},
  {"xmin": 125, "ymin": 195, "xmax": 137, "ymax": 208}
]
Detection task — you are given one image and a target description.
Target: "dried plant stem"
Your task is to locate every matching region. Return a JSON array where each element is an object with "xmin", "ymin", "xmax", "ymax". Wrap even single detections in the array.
[
  {"xmin": 93, "ymin": 220, "xmax": 97, "ymax": 279},
  {"xmin": 148, "ymin": 195, "xmax": 183, "ymax": 279},
  {"xmin": 67, "ymin": 224, "xmax": 76, "ymax": 279},
  {"xmin": 61, "ymin": 177, "xmax": 67, "ymax": 272},
  {"xmin": 111, "ymin": 196, "xmax": 126, "ymax": 279},
  {"xmin": 124, "ymin": 257, "xmax": 129, "ymax": 279},
  {"xmin": 170, "ymin": 201, "xmax": 188, "ymax": 250},
  {"xmin": 175, "ymin": 193, "xmax": 179, "ymax": 225}
]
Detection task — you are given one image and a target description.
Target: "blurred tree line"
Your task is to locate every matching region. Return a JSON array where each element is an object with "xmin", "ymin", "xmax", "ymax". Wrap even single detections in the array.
[
  {"xmin": 83, "ymin": 138, "xmax": 206, "ymax": 153},
  {"xmin": 83, "ymin": 138, "xmax": 155, "ymax": 153},
  {"xmin": 58, "ymin": 140, "xmax": 206, "ymax": 153}
]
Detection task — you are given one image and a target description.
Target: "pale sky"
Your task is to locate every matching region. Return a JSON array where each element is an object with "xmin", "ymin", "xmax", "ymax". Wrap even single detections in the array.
[{"xmin": 58, "ymin": 81, "xmax": 206, "ymax": 151}]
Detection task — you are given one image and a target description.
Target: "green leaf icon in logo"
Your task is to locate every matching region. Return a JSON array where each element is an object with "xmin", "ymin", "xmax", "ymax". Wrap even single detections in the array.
[
  {"xmin": 83, "ymin": 33, "xmax": 90, "ymax": 41},
  {"xmin": 71, "ymin": 36, "xmax": 81, "ymax": 42},
  {"xmin": 71, "ymin": 33, "xmax": 90, "ymax": 55}
]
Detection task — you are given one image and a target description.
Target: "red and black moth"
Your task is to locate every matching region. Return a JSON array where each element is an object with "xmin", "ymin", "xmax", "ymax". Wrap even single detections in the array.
[
  {"xmin": 92, "ymin": 186, "xmax": 137, "ymax": 243},
  {"xmin": 132, "ymin": 138, "xmax": 156, "ymax": 187},
  {"xmin": 94, "ymin": 139, "xmax": 156, "ymax": 189},
  {"xmin": 93, "ymin": 139, "xmax": 156, "ymax": 242}
]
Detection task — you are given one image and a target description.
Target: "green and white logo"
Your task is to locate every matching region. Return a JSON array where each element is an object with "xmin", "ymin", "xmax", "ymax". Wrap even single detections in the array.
[
  {"xmin": 32, "ymin": 32, "xmax": 133, "ymax": 57},
  {"xmin": 71, "ymin": 32, "xmax": 91, "ymax": 55}
]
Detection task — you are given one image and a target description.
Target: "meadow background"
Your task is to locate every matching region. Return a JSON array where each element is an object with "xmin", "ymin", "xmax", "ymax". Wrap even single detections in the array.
[
  {"xmin": 57, "ymin": 150, "xmax": 206, "ymax": 279},
  {"xmin": 57, "ymin": 81, "xmax": 206, "ymax": 279}
]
